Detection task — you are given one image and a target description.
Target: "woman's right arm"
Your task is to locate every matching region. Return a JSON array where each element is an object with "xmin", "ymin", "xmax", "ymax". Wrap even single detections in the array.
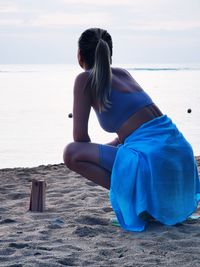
[{"xmin": 73, "ymin": 72, "xmax": 92, "ymax": 142}]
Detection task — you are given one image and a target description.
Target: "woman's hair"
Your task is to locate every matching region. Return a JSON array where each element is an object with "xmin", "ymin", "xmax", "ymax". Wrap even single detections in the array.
[{"xmin": 78, "ymin": 28, "xmax": 113, "ymax": 112}]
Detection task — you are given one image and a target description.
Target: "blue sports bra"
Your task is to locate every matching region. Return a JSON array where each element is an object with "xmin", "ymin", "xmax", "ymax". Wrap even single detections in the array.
[{"xmin": 94, "ymin": 89, "xmax": 153, "ymax": 132}]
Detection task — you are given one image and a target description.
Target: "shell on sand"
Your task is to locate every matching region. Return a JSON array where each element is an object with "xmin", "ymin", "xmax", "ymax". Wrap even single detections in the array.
[{"xmin": 0, "ymin": 158, "xmax": 200, "ymax": 266}]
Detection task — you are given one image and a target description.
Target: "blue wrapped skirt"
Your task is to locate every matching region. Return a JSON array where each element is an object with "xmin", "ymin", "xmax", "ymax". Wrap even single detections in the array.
[{"xmin": 99, "ymin": 115, "xmax": 200, "ymax": 231}]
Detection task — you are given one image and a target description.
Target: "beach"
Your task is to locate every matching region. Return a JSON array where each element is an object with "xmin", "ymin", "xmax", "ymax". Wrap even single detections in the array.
[{"xmin": 0, "ymin": 157, "xmax": 199, "ymax": 267}]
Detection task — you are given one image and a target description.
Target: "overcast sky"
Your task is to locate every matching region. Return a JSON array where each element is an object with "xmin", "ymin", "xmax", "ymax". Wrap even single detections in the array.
[{"xmin": 1, "ymin": 0, "xmax": 200, "ymax": 64}]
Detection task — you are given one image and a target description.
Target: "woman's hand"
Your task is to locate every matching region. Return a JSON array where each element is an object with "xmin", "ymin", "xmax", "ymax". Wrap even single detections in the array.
[{"xmin": 105, "ymin": 137, "xmax": 120, "ymax": 147}]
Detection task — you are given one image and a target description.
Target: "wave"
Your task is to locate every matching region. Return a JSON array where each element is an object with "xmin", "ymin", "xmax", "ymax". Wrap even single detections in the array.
[
  {"xmin": 0, "ymin": 65, "xmax": 200, "ymax": 73},
  {"xmin": 126, "ymin": 67, "xmax": 199, "ymax": 71}
]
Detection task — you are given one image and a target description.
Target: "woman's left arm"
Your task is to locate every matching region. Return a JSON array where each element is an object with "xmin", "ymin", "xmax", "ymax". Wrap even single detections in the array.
[{"xmin": 73, "ymin": 72, "xmax": 91, "ymax": 142}]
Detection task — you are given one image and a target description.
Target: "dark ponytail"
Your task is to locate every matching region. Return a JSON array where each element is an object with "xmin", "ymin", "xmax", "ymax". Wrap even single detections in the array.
[
  {"xmin": 78, "ymin": 28, "xmax": 113, "ymax": 112},
  {"xmin": 91, "ymin": 39, "xmax": 111, "ymax": 112}
]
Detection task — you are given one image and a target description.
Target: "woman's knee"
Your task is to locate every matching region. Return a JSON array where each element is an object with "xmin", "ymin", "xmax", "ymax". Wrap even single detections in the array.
[
  {"xmin": 63, "ymin": 142, "xmax": 78, "ymax": 169},
  {"xmin": 63, "ymin": 142, "xmax": 100, "ymax": 170}
]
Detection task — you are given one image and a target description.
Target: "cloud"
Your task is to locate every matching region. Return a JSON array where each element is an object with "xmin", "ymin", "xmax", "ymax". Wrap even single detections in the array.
[
  {"xmin": 121, "ymin": 20, "xmax": 200, "ymax": 32},
  {"xmin": 60, "ymin": 0, "xmax": 133, "ymax": 6},
  {"xmin": 0, "ymin": 19, "xmax": 23, "ymax": 26},
  {"xmin": 29, "ymin": 12, "xmax": 111, "ymax": 28},
  {"xmin": 0, "ymin": 3, "xmax": 19, "ymax": 13},
  {"xmin": 0, "ymin": 0, "xmax": 200, "ymax": 64}
]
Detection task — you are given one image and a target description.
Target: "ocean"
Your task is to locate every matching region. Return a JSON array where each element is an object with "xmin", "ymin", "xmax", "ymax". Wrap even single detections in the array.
[{"xmin": 0, "ymin": 64, "xmax": 199, "ymax": 168}]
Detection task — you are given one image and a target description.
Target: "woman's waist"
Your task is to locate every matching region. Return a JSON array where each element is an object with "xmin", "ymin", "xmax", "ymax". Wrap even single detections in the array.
[{"xmin": 116, "ymin": 103, "xmax": 163, "ymax": 143}]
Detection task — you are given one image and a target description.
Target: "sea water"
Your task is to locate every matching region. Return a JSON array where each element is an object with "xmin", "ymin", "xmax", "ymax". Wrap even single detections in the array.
[{"xmin": 0, "ymin": 64, "xmax": 199, "ymax": 168}]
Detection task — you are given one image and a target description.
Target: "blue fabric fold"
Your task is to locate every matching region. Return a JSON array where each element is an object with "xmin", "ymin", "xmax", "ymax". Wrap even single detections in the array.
[{"xmin": 109, "ymin": 115, "xmax": 200, "ymax": 231}]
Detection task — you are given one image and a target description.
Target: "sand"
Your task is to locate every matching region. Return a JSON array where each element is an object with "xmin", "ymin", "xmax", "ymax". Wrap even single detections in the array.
[{"xmin": 0, "ymin": 157, "xmax": 200, "ymax": 267}]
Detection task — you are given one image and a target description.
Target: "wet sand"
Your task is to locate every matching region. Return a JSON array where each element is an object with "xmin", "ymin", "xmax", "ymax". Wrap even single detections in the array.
[{"xmin": 0, "ymin": 157, "xmax": 200, "ymax": 267}]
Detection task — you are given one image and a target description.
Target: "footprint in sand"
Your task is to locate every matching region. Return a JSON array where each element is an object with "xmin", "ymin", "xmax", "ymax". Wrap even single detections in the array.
[
  {"xmin": 0, "ymin": 218, "xmax": 16, "ymax": 224},
  {"xmin": 9, "ymin": 193, "xmax": 28, "ymax": 200},
  {"xmin": 8, "ymin": 243, "xmax": 29, "ymax": 249},
  {"xmin": 73, "ymin": 226, "xmax": 100, "ymax": 237},
  {"xmin": 58, "ymin": 257, "xmax": 77, "ymax": 266},
  {"xmin": 75, "ymin": 215, "xmax": 108, "ymax": 226},
  {"xmin": 102, "ymin": 207, "xmax": 113, "ymax": 213},
  {"xmin": 0, "ymin": 248, "xmax": 16, "ymax": 256},
  {"xmin": 7, "ymin": 264, "xmax": 23, "ymax": 267}
]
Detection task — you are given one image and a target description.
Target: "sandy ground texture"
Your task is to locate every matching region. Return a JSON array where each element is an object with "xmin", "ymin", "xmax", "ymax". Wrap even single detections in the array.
[{"xmin": 0, "ymin": 157, "xmax": 200, "ymax": 267}]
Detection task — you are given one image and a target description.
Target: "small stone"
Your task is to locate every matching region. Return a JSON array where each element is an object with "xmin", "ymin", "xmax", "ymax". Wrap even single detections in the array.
[{"xmin": 34, "ymin": 252, "xmax": 41, "ymax": 256}]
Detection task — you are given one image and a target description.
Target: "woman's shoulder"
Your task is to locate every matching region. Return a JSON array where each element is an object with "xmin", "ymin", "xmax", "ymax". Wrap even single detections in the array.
[
  {"xmin": 112, "ymin": 66, "xmax": 128, "ymax": 73},
  {"xmin": 111, "ymin": 67, "xmax": 133, "ymax": 78},
  {"xmin": 74, "ymin": 71, "xmax": 90, "ymax": 85},
  {"xmin": 111, "ymin": 67, "xmax": 143, "ymax": 92},
  {"xmin": 73, "ymin": 71, "xmax": 92, "ymax": 94}
]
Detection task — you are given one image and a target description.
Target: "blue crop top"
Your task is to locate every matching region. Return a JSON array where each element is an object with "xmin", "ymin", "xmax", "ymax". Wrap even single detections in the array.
[{"xmin": 94, "ymin": 89, "xmax": 153, "ymax": 132}]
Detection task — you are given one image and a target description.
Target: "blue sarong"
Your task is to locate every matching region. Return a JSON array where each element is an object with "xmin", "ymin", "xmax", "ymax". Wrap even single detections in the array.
[{"xmin": 110, "ymin": 115, "xmax": 200, "ymax": 231}]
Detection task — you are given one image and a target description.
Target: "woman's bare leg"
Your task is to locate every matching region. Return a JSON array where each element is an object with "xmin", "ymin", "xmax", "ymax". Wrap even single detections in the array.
[{"xmin": 63, "ymin": 142, "xmax": 112, "ymax": 189}]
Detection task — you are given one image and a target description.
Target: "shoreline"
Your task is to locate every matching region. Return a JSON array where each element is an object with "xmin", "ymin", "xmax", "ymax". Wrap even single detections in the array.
[
  {"xmin": 0, "ymin": 157, "xmax": 200, "ymax": 266},
  {"xmin": 0, "ymin": 155, "xmax": 200, "ymax": 172}
]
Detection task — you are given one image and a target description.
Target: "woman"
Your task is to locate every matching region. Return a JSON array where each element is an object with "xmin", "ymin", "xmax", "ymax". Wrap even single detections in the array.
[{"xmin": 63, "ymin": 28, "xmax": 200, "ymax": 231}]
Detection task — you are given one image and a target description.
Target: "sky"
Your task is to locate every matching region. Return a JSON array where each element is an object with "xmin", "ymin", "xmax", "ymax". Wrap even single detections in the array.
[{"xmin": 0, "ymin": 0, "xmax": 200, "ymax": 64}]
